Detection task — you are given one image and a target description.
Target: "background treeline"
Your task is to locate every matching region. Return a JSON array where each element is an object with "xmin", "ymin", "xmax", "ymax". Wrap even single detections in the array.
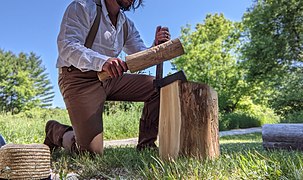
[
  {"xmin": 0, "ymin": 50, "xmax": 54, "ymax": 114},
  {"xmin": 0, "ymin": 0, "xmax": 302, "ymax": 130},
  {"xmin": 173, "ymin": 0, "xmax": 303, "ymax": 129}
]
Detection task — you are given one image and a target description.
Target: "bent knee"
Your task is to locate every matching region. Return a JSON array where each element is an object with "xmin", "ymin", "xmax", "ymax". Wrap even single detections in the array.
[{"xmin": 87, "ymin": 133, "xmax": 104, "ymax": 154}]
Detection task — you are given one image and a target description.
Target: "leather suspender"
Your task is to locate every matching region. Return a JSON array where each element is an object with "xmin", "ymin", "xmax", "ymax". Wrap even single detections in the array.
[
  {"xmin": 84, "ymin": 0, "xmax": 128, "ymax": 49},
  {"xmin": 123, "ymin": 19, "xmax": 128, "ymax": 46},
  {"xmin": 84, "ymin": 0, "xmax": 102, "ymax": 48}
]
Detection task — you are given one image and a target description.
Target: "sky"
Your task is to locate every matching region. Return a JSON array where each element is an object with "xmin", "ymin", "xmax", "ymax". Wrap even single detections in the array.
[{"xmin": 0, "ymin": 0, "xmax": 252, "ymax": 108}]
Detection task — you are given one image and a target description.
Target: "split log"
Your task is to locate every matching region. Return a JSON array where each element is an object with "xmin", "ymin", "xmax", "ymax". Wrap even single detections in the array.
[
  {"xmin": 262, "ymin": 123, "xmax": 303, "ymax": 150},
  {"xmin": 158, "ymin": 80, "xmax": 220, "ymax": 160}
]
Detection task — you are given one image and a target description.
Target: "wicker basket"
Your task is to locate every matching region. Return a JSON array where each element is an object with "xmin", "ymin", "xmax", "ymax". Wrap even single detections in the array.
[{"xmin": 0, "ymin": 144, "xmax": 51, "ymax": 180}]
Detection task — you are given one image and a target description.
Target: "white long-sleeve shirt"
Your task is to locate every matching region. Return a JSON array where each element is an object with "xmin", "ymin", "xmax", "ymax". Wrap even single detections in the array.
[{"xmin": 56, "ymin": 0, "xmax": 147, "ymax": 72}]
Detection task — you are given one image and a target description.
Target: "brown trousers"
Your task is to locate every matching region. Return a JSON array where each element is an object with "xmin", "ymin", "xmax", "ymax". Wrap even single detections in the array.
[{"xmin": 58, "ymin": 66, "xmax": 159, "ymax": 150}]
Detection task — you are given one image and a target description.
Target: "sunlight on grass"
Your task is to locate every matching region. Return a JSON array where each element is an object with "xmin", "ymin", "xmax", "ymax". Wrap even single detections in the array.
[{"xmin": 48, "ymin": 133, "xmax": 303, "ymax": 179}]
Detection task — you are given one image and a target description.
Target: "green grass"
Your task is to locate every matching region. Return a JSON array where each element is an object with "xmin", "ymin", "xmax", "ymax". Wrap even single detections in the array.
[
  {"xmin": 1, "ymin": 109, "xmax": 303, "ymax": 179},
  {"xmin": 0, "ymin": 107, "xmax": 140, "ymax": 144},
  {"xmin": 48, "ymin": 133, "xmax": 303, "ymax": 179}
]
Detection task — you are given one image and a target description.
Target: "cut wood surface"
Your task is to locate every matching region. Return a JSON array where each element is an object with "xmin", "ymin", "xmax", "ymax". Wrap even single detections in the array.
[
  {"xmin": 159, "ymin": 81, "xmax": 219, "ymax": 160},
  {"xmin": 262, "ymin": 123, "xmax": 303, "ymax": 150},
  {"xmin": 97, "ymin": 38, "xmax": 184, "ymax": 81},
  {"xmin": 158, "ymin": 81, "xmax": 182, "ymax": 160}
]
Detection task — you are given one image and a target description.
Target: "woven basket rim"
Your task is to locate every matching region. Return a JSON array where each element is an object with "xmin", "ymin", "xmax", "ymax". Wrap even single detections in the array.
[
  {"xmin": 0, "ymin": 143, "xmax": 50, "ymax": 150},
  {"xmin": 0, "ymin": 143, "xmax": 51, "ymax": 179}
]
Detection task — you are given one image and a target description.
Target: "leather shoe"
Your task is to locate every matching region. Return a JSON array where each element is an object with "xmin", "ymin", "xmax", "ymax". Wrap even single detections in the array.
[{"xmin": 43, "ymin": 120, "xmax": 73, "ymax": 151}]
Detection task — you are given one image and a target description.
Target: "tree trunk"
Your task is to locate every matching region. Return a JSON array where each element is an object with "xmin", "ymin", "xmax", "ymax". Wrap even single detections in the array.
[
  {"xmin": 262, "ymin": 124, "xmax": 303, "ymax": 150},
  {"xmin": 159, "ymin": 80, "xmax": 220, "ymax": 160}
]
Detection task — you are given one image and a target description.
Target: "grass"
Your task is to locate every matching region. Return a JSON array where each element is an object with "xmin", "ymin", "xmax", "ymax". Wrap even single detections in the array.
[
  {"xmin": 1, "ymin": 108, "xmax": 303, "ymax": 179},
  {"xmin": 49, "ymin": 133, "xmax": 303, "ymax": 179},
  {"xmin": 0, "ymin": 107, "xmax": 140, "ymax": 144}
]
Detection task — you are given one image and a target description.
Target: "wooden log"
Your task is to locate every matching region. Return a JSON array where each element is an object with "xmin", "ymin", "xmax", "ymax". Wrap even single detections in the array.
[
  {"xmin": 125, "ymin": 38, "xmax": 184, "ymax": 72},
  {"xmin": 159, "ymin": 81, "xmax": 220, "ymax": 160},
  {"xmin": 262, "ymin": 124, "xmax": 303, "ymax": 150},
  {"xmin": 97, "ymin": 38, "xmax": 184, "ymax": 81}
]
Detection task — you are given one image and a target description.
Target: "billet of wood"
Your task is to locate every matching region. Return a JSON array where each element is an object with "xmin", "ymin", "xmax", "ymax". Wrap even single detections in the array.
[
  {"xmin": 97, "ymin": 38, "xmax": 184, "ymax": 81},
  {"xmin": 159, "ymin": 81, "xmax": 220, "ymax": 160},
  {"xmin": 262, "ymin": 124, "xmax": 303, "ymax": 150},
  {"xmin": 126, "ymin": 38, "xmax": 184, "ymax": 72}
]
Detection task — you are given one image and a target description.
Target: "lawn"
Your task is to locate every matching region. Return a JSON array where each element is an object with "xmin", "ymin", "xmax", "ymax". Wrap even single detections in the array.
[
  {"xmin": 1, "ymin": 108, "xmax": 303, "ymax": 179},
  {"xmin": 49, "ymin": 133, "xmax": 303, "ymax": 179}
]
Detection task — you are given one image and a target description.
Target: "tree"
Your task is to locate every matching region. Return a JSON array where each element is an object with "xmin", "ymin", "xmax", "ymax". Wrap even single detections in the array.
[
  {"xmin": 242, "ymin": 0, "xmax": 303, "ymax": 115},
  {"xmin": 270, "ymin": 69, "xmax": 303, "ymax": 115},
  {"xmin": 25, "ymin": 53, "xmax": 54, "ymax": 108},
  {"xmin": 172, "ymin": 14, "xmax": 247, "ymax": 112},
  {"xmin": 242, "ymin": 0, "xmax": 303, "ymax": 80},
  {"xmin": 0, "ymin": 50, "xmax": 54, "ymax": 114}
]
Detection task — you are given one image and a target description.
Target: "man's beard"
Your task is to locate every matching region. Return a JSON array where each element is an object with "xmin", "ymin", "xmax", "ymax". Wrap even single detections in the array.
[{"xmin": 116, "ymin": 0, "xmax": 132, "ymax": 11}]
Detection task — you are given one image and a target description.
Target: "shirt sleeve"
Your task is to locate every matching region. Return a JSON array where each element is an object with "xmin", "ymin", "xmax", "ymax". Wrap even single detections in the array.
[
  {"xmin": 57, "ymin": 1, "xmax": 110, "ymax": 72},
  {"xmin": 122, "ymin": 18, "xmax": 148, "ymax": 55}
]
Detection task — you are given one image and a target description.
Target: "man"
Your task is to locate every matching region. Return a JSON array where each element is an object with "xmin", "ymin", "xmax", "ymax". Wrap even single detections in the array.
[{"xmin": 44, "ymin": 0, "xmax": 171, "ymax": 154}]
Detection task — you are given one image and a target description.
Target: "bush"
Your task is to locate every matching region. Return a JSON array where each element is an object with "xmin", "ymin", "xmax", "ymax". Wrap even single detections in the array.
[
  {"xmin": 219, "ymin": 97, "xmax": 281, "ymax": 131},
  {"xmin": 0, "ymin": 103, "xmax": 143, "ymax": 144},
  {"xmin": 16, "ymin": 107, "xmax": 70, "ymax": 122},
  {"xmin": 281, "ymin": 111, "xmax": 303, "ymax": 123},
  {"xmin": 220, "ymin": 112, "xmax": 260, "ymax": 130},
  {"xmin": 103, "ymin": 102, "xmax": 142, "ymax": 140}
]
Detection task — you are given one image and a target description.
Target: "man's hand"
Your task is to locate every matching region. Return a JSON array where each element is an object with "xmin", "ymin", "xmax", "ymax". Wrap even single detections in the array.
[
  {"xmin": 102, "ymin": 58, "xmax": 128, "ymax": 78},
  {"xmin": 154, "ymin": 26, "xmax": 171, "ymax": 45}
]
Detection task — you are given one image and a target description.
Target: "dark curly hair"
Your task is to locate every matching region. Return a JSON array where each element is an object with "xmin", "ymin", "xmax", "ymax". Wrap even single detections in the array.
[{"xmin": 120, "ymin": 0, "xmax": 144, "ymax": 11}]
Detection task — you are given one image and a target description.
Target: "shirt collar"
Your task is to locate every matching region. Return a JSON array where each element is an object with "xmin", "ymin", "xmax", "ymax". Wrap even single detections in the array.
[{"xmin": 100, "ymin": 0, "xmax": 126, "ymax": 24}]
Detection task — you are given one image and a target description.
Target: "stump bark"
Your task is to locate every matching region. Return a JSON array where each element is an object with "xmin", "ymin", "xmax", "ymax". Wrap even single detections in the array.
[{"xmin": 158, "ymin": 80, "xmax": 220, "ymax": 160}]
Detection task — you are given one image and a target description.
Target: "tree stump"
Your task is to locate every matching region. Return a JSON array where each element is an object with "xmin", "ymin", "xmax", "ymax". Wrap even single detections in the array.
[
  {"xmin": 262, "ymin": 123, "xmax": 303, "ymax": 150},
  {"xmin": 158, "ymin": 80, "xmax": 220, "ymax": 160}
]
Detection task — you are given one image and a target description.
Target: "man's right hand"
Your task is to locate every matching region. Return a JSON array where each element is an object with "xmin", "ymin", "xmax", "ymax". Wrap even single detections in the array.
[{"xmin": 102, "ymin": 57, "xmax": 128, "ymax": 78}]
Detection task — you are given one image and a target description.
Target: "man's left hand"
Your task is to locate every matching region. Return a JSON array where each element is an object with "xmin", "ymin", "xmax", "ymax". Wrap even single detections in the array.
[{"xmin": 154, "ymin": 26, "xmax": 171, "ymax": 45}]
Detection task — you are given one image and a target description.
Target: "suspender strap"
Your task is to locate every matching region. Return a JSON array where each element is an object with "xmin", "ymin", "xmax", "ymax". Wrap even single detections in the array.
[
  {"xmin": 84, "ymin": 0, "xmax": 128, "ymax": 49},
  {"xmin": 123, "ymin": 20, "xmax": 128, "ymax": 46},
  {"xmin": 84, "ymin": 0, "xmax": 102, "ymax": 48}
]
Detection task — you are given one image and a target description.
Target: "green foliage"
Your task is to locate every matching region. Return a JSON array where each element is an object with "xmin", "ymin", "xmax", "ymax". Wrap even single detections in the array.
[
  {"xmin": 220, "ymin": 97, "xmax": 280, "ymax": 130},
  {"xmin": 220, "ymin": 112, "xmax": 260, "ymax": 130},
  {"xmin": 0, "ymin": 50, "xmax": 54, "ymax": 114},
  {"xmin": 242, "ymin": 0, "xmax": 303, "ymax": 79},
  {"xmin": 0, "ymin": 108, "xmax": 70, "ymax": 144},
  {"xmin": 103, "ymin": 102, "xmax": 142, "ymax": 140},
  {"xmin": 281, "ymin": 110, "xmax": 303, "ymax": 123},
  {"xmin": 236, "ymin": 96, "xmax": 280, "ymax": 124},
  {"xmin": 270, "ymin": 69, "xmax": 303, "ymax": 116},
  {"xmin": 241, "ymin": 0, "xmax": 303, "ymax": 121},
  {"xmin": 172, "ymin": 13, "xmax": 249, "ymax": 113},
  {"xmin": 104, "ymin": 101, "xmax": 143, "ymax": 114},
  {"xmin": 0, "ymin": 104, "xmax": 142, "ymax": 144}
]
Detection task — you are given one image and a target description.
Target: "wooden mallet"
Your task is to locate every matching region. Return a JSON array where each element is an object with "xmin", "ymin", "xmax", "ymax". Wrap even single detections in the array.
[{"xmin": 97, "ymin": 38, "xmax": 184, "ymax": 81}]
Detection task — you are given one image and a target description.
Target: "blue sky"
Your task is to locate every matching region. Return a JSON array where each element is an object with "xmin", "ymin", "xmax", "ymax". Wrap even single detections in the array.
[{"xmin": 0, "ymin": 0, "xmax": 252, "ymax": 108}]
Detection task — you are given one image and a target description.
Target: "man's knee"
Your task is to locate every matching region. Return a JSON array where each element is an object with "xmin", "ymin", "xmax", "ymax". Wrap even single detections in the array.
[{"xmin": 87, "ymin": 133, "xmax": 104, "ymax": 154}]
